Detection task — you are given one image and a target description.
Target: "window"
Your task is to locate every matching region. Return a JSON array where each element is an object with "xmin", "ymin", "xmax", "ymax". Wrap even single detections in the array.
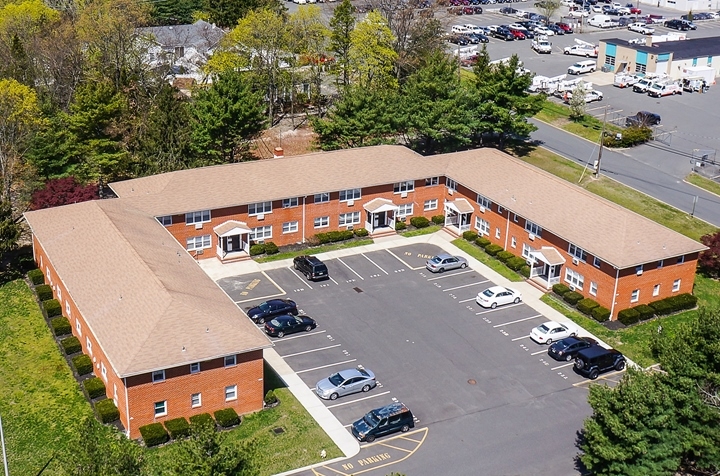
[
  {"xmin": 589, "ymin": 281, "xmax": 598, "ymax": 296},
  {"xmin": 57, "ymin": 287, "xmax": 62, "ymax": 301},
  {"xmin": 154, "ymin": 401, "xmax": 167, "ymax": 417},
  {"xmin": 65, "ymin": 301, "xmax": 71, "ymax": 317},
  {"xmin": 185, "ymin": 210, "xmax": 210, "ymax": 225},
  {"xmin": 393, "ymin": 181, "xmax": 415, "ymax": 193},
  {"xmin": 190, "ymin": 362, "xmax": 200, "ymax": 374},
  {"xmin": 250, "ymin": 226, "xmax": 272, "ymax": 240},
  {"xmin": 446, "ymin": 178, "xmax": 457, "ymax": 191},
  {"xmin": 86, "ymin": 337, "xmax": 93, "ymax": 355},
  {"xmin": 593, "ymin": 256, "xmax": 601, "ymax": 268},
  {"xmin": 476, "ymin": 194, "xmax": 492, "ymax": 209},
  {"xmin": 282, "ymin": 197, "xmax": 298, "ymax": 208},
  {"xmin": 525, "ymin": 220, "xmax": 542, "ymax": 237},
  {"xmin": 635, "ymin": 265, "xmax": 643, "ymax": 275},
  {"xmin": 568, "ymin": 244, "xmax": 587, "ymax": 262},
  {"xmin": 658, "ymin": 259, "xmax": 664, "ymax": 269},
  {"xmin": 425, "ymin": 177, "xmax": 439, "ymax": 186},
  {"xmin": 495, "ymin": 228, "xmax": 501, "ymax": 239},
  {"xmin": 282, "ymin": 221, "xmax": 298, "ymax": 234},
  {"xmin": 76, "ymin": 320, "xmax": 82, "ymax": 336},
  {"xmin": 314, "ymin": 193, "xmax": 329, "ymax": 203},
  {"xmin": 511, "ymin": 237, "xmax": 517, "ymax": 248},
  {"xmin": 605, "ymin": 55, "xmax": 616, "ymax": 66},
  {"xmin": 248, "ymin": 201, "xmax": 272, "ymax": 216},
  {"xmin": 397, "ymin": 204, "xmax": 413, "ymax": 217},
  {"xmin": 631, "ymin": 289, "xmax": 640, "ymax": 303},
  {"xmin": 339, "ymin": 188, "xmax": 361, "ymax": 201},
  {"xmin": 224, "ymin": 355, "xmax": 236, "ymax": 367},
  {"xmin": 635, "ymin": 63, "xmax": 647, "ymax": 74},
  {"xmin": 314, "ymin": 216, "xmax": 329, "ymax": 229},
  {"xmin": 653, "ymin": 284, "xmax": 660, "ymax": 296},
  {"xmin": 157, "ymin": 215, "xmax": 172, "ymax": 226},
  {"xmin": 152, "ymin": 370, "xmax": 165, "ymax": 383},
  {"xmin": 513, "ymin": 213, "xmax": 519, "ymax": 223},
  {"xmin": 475, "ymin": 217, "xmax": 490, "ymax": 236},
  {"xmin": 564, "ymin": 269, "xmax": 584, "ymax": 289},
  {"xmin": 672, "ymin": 279, "xmax": 681, "ymax": 292},
  {"xmin": 677, "ymin": 255, "xmax": 685, "ymax": 264},
  {"xmin": 186, "ymin": 235, "xmax": 211, "ymax": 251},
  {"xmin": 101, "ymin": 362, "xmax": 107, "ymax": 381},
  {"xmin": 191, "ymin": 393, "xmax": 202, "ymax": 408},
  {"xmin": 497, "ymin": 206, "xmax": 504, "ymax": 215},
  {"xmin": 339, "ymin": 212, "xmax": 361, "ymax": 226},
  {"xmin": 225, "ymin": 385, "xmax": 238, "ymax": 401},
  {"xmin": 522, "ymin": 243, "xmax": 535, "ymax": 259},
  {"xmin": 424, "ymin": 199, "xmax": 438, "ymax": 211}
]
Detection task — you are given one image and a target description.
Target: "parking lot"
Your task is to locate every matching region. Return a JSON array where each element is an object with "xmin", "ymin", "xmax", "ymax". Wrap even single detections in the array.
[{"xmin": 218, "ymin": 242, "xmax": 625, "ymax": 475}]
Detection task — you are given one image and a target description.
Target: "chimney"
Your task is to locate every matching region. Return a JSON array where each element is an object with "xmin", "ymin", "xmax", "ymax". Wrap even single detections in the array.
[{"xmin": 273, "ymin": 147, "xmax": 284, "ymax": 158}]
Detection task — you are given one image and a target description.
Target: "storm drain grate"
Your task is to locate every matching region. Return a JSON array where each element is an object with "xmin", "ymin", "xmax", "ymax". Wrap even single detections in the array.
[
  {"xmin": 272, "ymin": 427, "xmax": 285, "ymax": 435},
  {"xmin": 353, "ymin": 287, "xmax": 363, "ymax": 293}
]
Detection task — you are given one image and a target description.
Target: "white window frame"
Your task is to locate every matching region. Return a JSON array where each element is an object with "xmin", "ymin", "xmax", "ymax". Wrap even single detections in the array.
[
  {"xmin": 314, "ymin": 216, "xmax": 329, "ymax": 229},
  {"xmin": 154, "ymin": 401, "xmax": 167, "ymax": 417},
  {"xmin": 76, "ymin": 320, "xmax": 82, "ymax": 336},
  {"xmin": 476, "ymin": 194, "xmax": 492, "ymax": 210},
  {"xmin": 568, "ymin": 244, "xmax": 587, "ymax": 262},
  {"xmin": 282, "ymin": 221, "xmax": 299, "ymax": 234},
  {"xmin": 424, "ymin": 199, "xmax": 438, "ymax": 211},
  {"xmin": 475, "ymin": 217, "xmax": 490, "ymax": 236},
  {"xmin": 672, "ymin": 279, "xmax": 681, "ymax": 292},
  {"xmin": 157, "ymin": 215, "xmax": 172, "ymax": 226},
  {"xmin": 425, "ymin": 177, "xmax": 439, "ymax": 186},
  {"xmin": 314, "ymin": 193, "xmax": 330, "ymax": 204},
  {"xmin": 513, "ymin": 213, "xmax": 519, "ymax": 223},
  {"xmin": 191, "ymin": 393, "xmax": 202, "ymax": 408},
  {"xmin": 396, "ymin": 204, "xmax": 413, "ymax": 218},
  {"xmin": 185, "ymin": 210, "xmax": 210, "ymax": 225},
  {"xmin": 248, "ymin": 201, "xmax": 272, "ymax": 216},
  {"xmin": 495, "ymin": 228, "xmax": 501, "ymax": 239},
  {"xmin": 339, "ymin": 212, "xmax": 361, "ymax": 226},
  {"xmin": 446, "ymin": 178, "xmax": 457, "ymax": 191},
  {"xmin": 225, "ymin": 385, "xmax": 237, "ymax": 402},
  {"xmin": 57, "ymin": 287, "xmax": 62, "ymax": 302},
  {"xmin": 224, "ymin": 355, "xmax": 237, "ymax": 367},
  {"xmin": 190, "ymin": 362, "xmax": 200, "ymax": 374},
  {"xmin": 282, "ymin": 197, "xmax": 298, "ymax": 208},
  {"xmin": 590, "ymin": 281, "xmax": 598, "ymax": 296},
  {"xmin": 653, "ymin": 284, "xmax": 660, "ymax": 296},
  {"xmin": 86, "ymin": 337, "xmax": 92, "ymax": 355},
  {"xmin": 186, "ymin": 235, "xmax": 211, "ymax": 251},
  {"xmin": 593, "ymin": 256, "xmax": 601, "ymax": 268},
  {"xmin": 393, "ymin": 181, "xmax": 415, "ymax": 194},
  {"xmin": 635, "ymin": 265, "xmax": 643, "ymax": 275},
  {"xmin": 152, "ymin": 370, "xmax": 165, "ymax": 383},
  {"xmin": 497, "ymin": 206, "xmax": 504, "ymax": 215},
  {"xmin": 250, "ymin": 226, "xmax": 272, "ymax": 241},
  {"xmin": 339, "ymin": 188, "xmax": 361, "ymax": 202},
  {"xmin": 677, "ymin": 255, "xmax": 685, "ymax": 264},
  {"xmin": 511, "ymin": 237, "xmax": 517, "ymax": 248},
  {"xmin": 65, "ymin": 301, "xmax": 71, "ymax": 317},
  {"xmin": 631, "ymin": 289, "xmax": 640, "ymax": 303},
  {"xmin": 658, "ymin": 259, "xmax": 664, "ymax": 269},
  {"xmin": 522, "ymin": 243, "xmax": 535, "ymax": 259},
  {"xmin": 101, "ymin": 362, "xmax": 107, "ymax": 382},
  {"xmin": 564, "ymin": 268, "xmax": 584, "ymax": 290},
  {"xmin": 525, "ymin": 220, "xmax": 542, "ymax": 237}
]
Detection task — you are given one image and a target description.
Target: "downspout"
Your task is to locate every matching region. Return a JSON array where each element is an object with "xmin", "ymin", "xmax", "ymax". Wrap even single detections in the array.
[
  {"xmin": 302, "ymin": 196, "xmax": 306, "ymax": 244},
  {"xmin": 504, "ymin": 208, "xmax": 511, "ymax": 250},
  {"xmin": 124, "ymin": 377, "xmax": 131, "ymax": 438},
  {"xmin": 610, "ymin": 267, "xmax": 620, "ymax": 319}
]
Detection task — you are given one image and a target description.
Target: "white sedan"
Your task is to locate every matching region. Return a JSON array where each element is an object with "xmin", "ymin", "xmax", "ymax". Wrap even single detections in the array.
[
  {"xmin": 476, "ymin": 286, "xmax": 522, "ymax": 309},
  {"xmin": 530, "ymin": 321, "xmax": 578, "ymax": 344},
  {"xmin": 628, "ymin": 22, "xmax": 655, "ymax": 34},
  {"xmin": 534, "ymin": 26, "xmax": 555, "ymax": 36}
]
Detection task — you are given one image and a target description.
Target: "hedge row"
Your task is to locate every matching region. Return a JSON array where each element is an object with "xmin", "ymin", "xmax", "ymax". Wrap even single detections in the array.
[
  {"xmin": 316, "ymin": 230, "xmax": 354, "ymax": 244},
  {"xmin": 51, "ymin": 317, "xmax": 71, "ymax": 336},
  {"xmin": 96, "ymin": 399, "xmax": 120, "ymax": 423},
  {"xmin": 603, "ymin": 126, "xmax": 652, "ymax": 148},
  {"xmin": 72, "ymin": 354, "xmax": 93, "ymax": 376},
  {"xmin": 140, "ymin": 423, "xmax": 169, "ymax": 447},
  {"xmin": 84, "ymin": 377, "xmax": 106, "ymax": 399},
  {"xmin": 553, "ymin": 285, "xmax": 610, "ymax": 322},
  {"xmin": 36, "ymin": 284, "xmax": 53, "ymax": 302},
  {"xmin": 618, "ymin": 293, "xmax": 697, "ymax": 325},
  {"xmin": 214, "ymin": 408, "xmax": 240, "ymax": 428},
  {"xmin": 28, "ymin": 268, "xmax": 45, "ymax": 285},
  {"xmin": 431, "ymin": 215, "xmax": 445, "ymax": 225},
  {"xmin": 164, "ymin": 417, "xmax": 191, "ymax": 439},
  {"xmin": 250, "ymin": 241, "xmax": 279, "ymax": 256},
  {"xmin": 43, "ymin": 299, "xmax": 62, "ymax": 318},
  {"xmin": 410, "ymin": 216, "xmax": 430, "ymax": 228},
  {"xmin": 464, "ymin": 235, "xmax": 530, "ymax": 278},
  {"xmin": 61, "ymin": 336, "xmax": 81, "ymax": 355}
]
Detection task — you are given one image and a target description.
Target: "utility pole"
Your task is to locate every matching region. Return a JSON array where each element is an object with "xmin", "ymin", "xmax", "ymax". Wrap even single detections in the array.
[{"xmin": 594, "ymin": 105, "xmax": 608, "ymax": 178}]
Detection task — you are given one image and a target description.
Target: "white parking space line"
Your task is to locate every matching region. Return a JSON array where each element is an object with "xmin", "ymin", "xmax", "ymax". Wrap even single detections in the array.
[
  {"xmin": 295, "ymin": 359, "xmax": 358, "ymax": 374},
  {"xmin": 511, "ymin": 335, "xmax": 530, "ymax": 341},
  {"xmin": 427, "ymin": 269, "xmax": 474, "ymax": 280},
  {"xmin": 328, "ymin": 276, "xmax": 339, "ymax": 285},
  {"xmin": 385, "ymin": 249, "xmax": 424, "ymax": 270},
  {"xmin": 443, "ymin": 280, "xmax": 489, "ymax": 292},
  {"xmin": 458, "ymin": 297, "xmax": 477, "ymax": 303},
  {"xmin": 551, "ymin": 362, "xmax": 575, "ymax": 371},
  {"xmin": 281, "ymin": 344, "xmax": 341, "ymax": 358},
  {"xmin": 343, "ymin": 423, "xmax": 353, "ymax": 428},
  {"xmin": 287, "ymin": 267, "xmax": 313, "ymax": 289},
  {"xmin": 531, "ymin": 349, "xmax": 547, "ymax": 355},
  {"xmin": 492, "ymin": 314, "xmax": 543, "ymax": 327},
  {"xmin": 272, "ymin": 330, "xmax": 326, "ymax": 341},
  {"xmin": 338, "ymin": 257, "xmax": 365, "ymax": 280},
  {"xmin": 326, "ymin": 391, "xmax": 391, "ymax": 409},
  {"xmin": 362, "ymin": 253, "xmax": 389, "ymax": 275},
  {"xmin": 475, "ymin": 302, "xmax": 524, "ymax": 314}
]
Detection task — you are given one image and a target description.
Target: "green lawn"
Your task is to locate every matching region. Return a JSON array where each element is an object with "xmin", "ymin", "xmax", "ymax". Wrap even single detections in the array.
[
  {"xmin": 452, "ymin": 239, "xmax": 525, "ymax": 282},
  {"xmin": 255, "ymin": 239, "xmax": 373, "ymax": 263},
  {"xmin": 0, "ymin": 279, "xmax": 92, "ymax": 476},
  {"xmin": 535, "ymin": 100, "xmax": 622, "ymax": 144},
  {"xmin": 401, "ymin": 224, "xmax": 442, "ymax": 237},
  {"xmin": 685, "ymin": 172, "xmax": 720, "ymax": 198}
]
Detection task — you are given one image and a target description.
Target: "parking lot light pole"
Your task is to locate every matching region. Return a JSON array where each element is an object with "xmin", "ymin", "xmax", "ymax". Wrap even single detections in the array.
[{"xmin": 594, "ymin": 106, "xmax": 609, "ymax": 178}]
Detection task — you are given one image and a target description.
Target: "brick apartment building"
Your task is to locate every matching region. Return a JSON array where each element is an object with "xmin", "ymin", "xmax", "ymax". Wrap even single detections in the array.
[{"xmin": 24, "ymin": 145, "xmax": 705, "ymax": 436}]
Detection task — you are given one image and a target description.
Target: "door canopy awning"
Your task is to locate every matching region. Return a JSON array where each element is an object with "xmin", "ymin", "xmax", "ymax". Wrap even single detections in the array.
[
  {"xmin": 363, "ymin": 198, "xmax": 398, "ymax": 214},
  {"xmin": 213, "ymin": 220, "xmax": 252, "ymax": 237},
  {"xmin": 529, "ymin": 247, "xmax": 566, "ymax": 266},
  {"xmin": 445, "ymin": 198, "xmax": 474, "ymax": 214}
]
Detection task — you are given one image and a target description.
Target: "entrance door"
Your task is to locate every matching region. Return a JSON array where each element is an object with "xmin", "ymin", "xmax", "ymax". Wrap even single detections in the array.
[
  {"xmin": 373, "ymin": 212, "xmax": 380, "ymax": 229},
  {"xmin": 460, "ymin": 213, "xmax": 470, "ymax": 230},
  {"xmin": 226, "ymin": 236, "xmax": 234, "ymax": 252}
]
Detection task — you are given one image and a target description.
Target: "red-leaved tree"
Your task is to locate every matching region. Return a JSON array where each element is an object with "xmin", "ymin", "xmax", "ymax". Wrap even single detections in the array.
[
  {"xmin": 30, "ymin": 177, "xmax": 99, "ymax": 211},
  {"xmin": 699, "ymin": 231, "xmax": 720, "ymax": 278}
]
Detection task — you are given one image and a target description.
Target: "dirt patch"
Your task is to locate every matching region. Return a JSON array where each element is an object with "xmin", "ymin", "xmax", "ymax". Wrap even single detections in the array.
[{"xmin": 253, "ymin": 115, "xmax": 319, "ymax": 159}]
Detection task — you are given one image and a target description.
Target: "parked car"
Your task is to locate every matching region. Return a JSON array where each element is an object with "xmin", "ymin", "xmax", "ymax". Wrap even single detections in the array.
[
  {"xmin": 563, "ymin": 44, "xmax": 598, "ymax": 57},
  {"xmin": 555, "ymin": 22, "xmax": 574, "ymax": 33},
  {"xmin": 293, "ymin": 255, "xmax": 329, "ymax": 281},
  {"xmin": 492, "ymin": 27, "xmax": 516, "ymax": 40},
  {"xmin": 452, "ymin": 24, "xmax": 472, "ymax": 34},
  {"xmin": 647, "ymin": 81, "xmax": 682, "ymax": 97},
  {"xmin": 574, "ymin": 346, "xmax": 626, "ymax": 379},
  {"xmin": 547, "ymin": 24, "xmax": 565, "ymax": 34},
  {"xmin": 264, "ymin": 314, "xmax": 317, "ymax": 337},
  {"xmin": 664, "ymin": 19, "xmax": 690, "ymax": 30},
  {"xmin": 613, "ymin": 72, "xmax": 641, "ymax": 88},
  {"xmin": 626, "ymin": 110, "xmax": 661, "ymax": 127},
  {"xmin": 564, "ymin": 89, "xmax": 603, "ymax": 102},
  {"xmin": 351, "ymin": 402, "xmax": 414, "ymax": 442},
  {"xmin": 531, "ymin": 37, "xmax": 553, "ymax": 53},
  {"xmin": 628, "ymin": 21, "xmax": 654, "ymax": 33},
  {"xmin": 567, "ymin": 59, "xmax": 596, "ymax": 74},
  {"xmin": 530, "ymin": 320, "xmax": 578, "ymax": 344},
  {"xmin": 632, "ymin": 76, "xmax": 659, "ymax": 93},
  {"xmin": 534, "ymin": 26, "xmax": 555, "ymax": 36},
  {"xmin": 426, "ymin": 253, "xmax": 468, "ymax": 272},
  {"xmin": 245, "ymin": 298, "xmax": 298, "ymax": 324},
  {"xmin": 567, "ymin": 8, "xmax": 590, "ymax": 17},
  {"xmin": 468, "ymin": 32, "xmax": 490, "ymax": 42},
  {"xmin": 500, "ymin": 6, "xmax": 518, "ymax": 13},
  {"xmin": 509, "ymin": 28, "xmax": 527, "ymax": 39},
  {"xmin": 315, "ymin": 368, "xmax": 377, "ymax": 400},
  {"xmin": 630, "ymin": 6, "xmax": 641, "ymax": 13},
  {"xmin": 476, "ymin": 286, "xmax": 522, "ymax": 308},
  {"xmin": 548, "ymin": 336, "xmax": 598, "ymax": 361},
  {"xmin": 449, "ymin": 34, "xmax": 470, "ymax": 45}
]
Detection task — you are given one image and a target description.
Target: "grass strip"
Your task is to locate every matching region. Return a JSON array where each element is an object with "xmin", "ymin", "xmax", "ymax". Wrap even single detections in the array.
[
  {"xmin": 535, "ymin": 100, "xmax": 622, "ymax": 144},
  {"xmin": 685, "ymin": 172, "xmax": 720, "ymax": 198},
  {"xmin": 401, "ymin": 225, "xmax": 442, "ymax": 237},
  {"xmin": 255, "ymin": 239, "xmax": 374, "ymax": 263},
  {"xmin": 452, "ymin": 239, "xmax": 525, "ymax": 282}
]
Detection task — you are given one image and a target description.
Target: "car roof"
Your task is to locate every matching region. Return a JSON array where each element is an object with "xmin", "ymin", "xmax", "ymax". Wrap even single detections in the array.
[
  {"xmin": 486, "ymin": 285, "xmax": 507, "ymax": 293},
  {"xmin": 372, "ymin": 402, "xmax": 410, "ymax": 418},
  {"xmin": 577, "ymin": 346, "xmax": 622, "ymax": 359},
  {"xmin": 338, "ymin": 368, "xmax": 373, "ymax": 379}
]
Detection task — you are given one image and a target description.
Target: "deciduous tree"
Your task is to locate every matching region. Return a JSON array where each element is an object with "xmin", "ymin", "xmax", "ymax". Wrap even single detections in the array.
[
  {"xmin": 29, "ymin": 176, "xmax": 98, "ymax": 210},
  {"xmin": 568, "ymin": 82, "xmax": 587, "ymax": 119},
  {"xmin": 699, "ymin": 230, "xmax": 720, "ymax": 278},
  {"xmin": 288, "ymin": 6, "xmax": 329, "ymax": 107},
  {"xmin": 348, "ymin": 10, "xmax": 397, "ymax": 91}
]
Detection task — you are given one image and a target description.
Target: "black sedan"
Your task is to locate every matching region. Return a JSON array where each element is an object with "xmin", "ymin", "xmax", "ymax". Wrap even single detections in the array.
[
  {"xmin": 264, "ymin": 314, "xmax": 317, "ymax": 338},
  {"xmin": 492, "ymin": 28, "xmax": 515, "ymax": 41},
  {"xmin": 548, "ymin": 336, "xmax": 598, "ymax": 361},
  {"xmin": 246, "ymin": 299, "xmax": 298, "ymax": 324}
]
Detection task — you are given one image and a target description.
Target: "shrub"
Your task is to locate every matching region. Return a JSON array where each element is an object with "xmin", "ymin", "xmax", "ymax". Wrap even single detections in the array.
[
  {"xmin": 666, "ymin": 293, "xmax": 698, "ymax": 312},
  {"xmin": 552, "ymin": 284, "xmax": 571, "ymax": 297},
  {"xmin": 563, "ymin": 291, "xmax": 584, "ymax": 306},
  {"xmin": 28, "ymin": 268, "xmax": 45, "ymax": 285},
  {"xmin": 35, "ymin": 284, "xmax": 53, "ymax": 302},
  {"xmin": 576, "ymin": 298, "xmax": 599, "ymax": 316},
  {"xmin": 327, "ymin": 231, "xmax": 343, "ymax": 242},
  {"xmin": 164, "ymin": 417, "xmax": 191, "ymax": 439},
  {"xmin": 43, "ymin": 299, "xmax": 62, "ymax": 318},
  {"xmin": 249, "ymin": 244, "xmax": 266, "ymax": 256},
  {"xmin": 410, "ymin": 216, "xmax": 430, "ymax": 228},
  {"xmin": 603, "ymin": 126, "xmax": 652, "ymax": 148},
  {"xmin": 84, "ymin": 377, "xmax": 106, "ymax": 399},
  {"xmin": 72, "ymin": 354, "xmax": 93, "ymax": 376},
  {"xmin": 189, "ymin": 413, "xmax": 214, "ymax": 428},
  {"xmin": 264, "ymin": 390, "xmax": 278, "ymax": 405},
  {"xmin": 496, "ymin": 251, "xmax": 514, "ymax": 263},
  {"xmin": 51, "ymin": 317, "xmax": 71, "ymax": 336},
  {"xmin": 354, "ymin": 228, "xmax": 369, "ymax": 237},
  {"xmin": 617, "ymin": 308, "xmax": 641, "ymax": 326},
  {"xmin": 591, "ymin": 306, "xmax": 611, "ymax": 322},
  {"xmin": 340, "ymin": 230, "xmax": 354, "ymax": 241},
  {"xmin": 395, "ymin": 221, "xmax": 407, "ymax": 231},
  {"xmin": 632, "ymin": 304, "xmax": 655, "ymax": 321},
  {"xmin": 214, "ymin": 408, "xmax": 240, "ymax": 428},
  {"xmin": 506, "ymin": 257, "xmax": 526, "ymax": 271},
  {"xmin": 139, "ymin": 423, "xmax": 169, "ymax": 447},
  {"xmin": 519, "ymin": 265, "xmax": 531, "ymax": 278},
  {"xmin": 463, "ymin": 231, "xmax": 478, "ymax": 242},
  {"xmin": 649, "ymin": 299, "xmax": 673, "ymax": 316},
  {"xmin": 485, "ymin": 244, "xmax": 503, "ymax": 256},
  {"xmin": 95, "ymin": 399, "xmax": 120, "ymax": 423},
  {"xmin": 61, "ymin": 336, "xmax": 82, "ymax": 355},
  {"xmin": 315, "ymin": 232, "xmax": 332, "ymax": 244},
  {"xmin": 264, "ymin": 242, "xmax": 279, "ymax": 255},
  {"xmin": 475, "ymin": 237, "xmax": 491, "ymax": 248},
  {"xmin": 431, "ymin": 215, "xmax": 445, "ymax": 225}
]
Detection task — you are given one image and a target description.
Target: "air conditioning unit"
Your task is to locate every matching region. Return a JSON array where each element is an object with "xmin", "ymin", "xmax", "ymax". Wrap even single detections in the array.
[
  {"xmin": 569, "ymin": 285, "xmax": 576, "ymax": 291},
  {"xmin": 347, "ymin": 200, "xmax": 355, "ymax": 206},
  {"xmin": 399, "ymin": 216, "xmax": 406, "ymax": 222},
  {"xmin": 257, "ymin": 214, "xmax": 265, "ymax": 221},
  {"xmin": 196, "ymin": 249, "xmax": 204, "ymax": 255},
  {"xmin": 528, "ymin": 233, "xmax": 535, "ymax": 241},
  {"xmin": 572, "ymin": 258, "xmax": 579, "ymax": 266},
  {"xmin": 346, "ymin": 225, "xmax": 354, "ymax": 231},
  {"xmin": 195, "ymin": 223, "xmax": 203, "ymax": 230},
  {"xmin": 448, "ymin": 188, "xmax": 454, "ymax": 195},
  {"xmin": 637, "ymin": 269, "xmax": 643, "ymax": 276},
  {"xmin": 401, "ymin": 192, "xmax": 408, "ymax": 198},
  {"xmin": 480, "ymin": 206, "xmax": 486, "ymax": 213}
]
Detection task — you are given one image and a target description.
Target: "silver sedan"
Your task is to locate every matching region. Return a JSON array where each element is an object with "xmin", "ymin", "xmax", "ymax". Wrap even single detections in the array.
[
  {"xmin": 315, "ymin": 368, "xmax": 376, "ymax": 400},
  {"xmin": 425, "ymin": 253, "xmax": 468, "ymax": 273}
]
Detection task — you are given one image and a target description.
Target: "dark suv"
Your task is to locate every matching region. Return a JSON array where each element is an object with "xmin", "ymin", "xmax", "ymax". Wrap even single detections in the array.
[
  {"xmin": 664, "ymin": 19, "xmax": 689, "ymax": 30},
  {"xmin": 626, "ymin": 110, "xmax": 661, "ymax": 127},
  {"xmin": 574, "ymin": 346, "xmax": 626, "ymax": 379},
  {"xmin": 293, "ymin": 255, "xmax": 329, "ymax": 281}
]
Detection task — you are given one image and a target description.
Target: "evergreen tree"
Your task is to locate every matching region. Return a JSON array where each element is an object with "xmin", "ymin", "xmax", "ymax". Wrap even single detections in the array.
[
  {"xmin": 0, "ymin": 201, "xmax": 21, "ymax": 262},
  {"xmin": 329, "ymin": 0, "xmax": 355, "ymax": 88},
  {"xmin": 149, "ymin": 0, "xmax": 203, "ymax": 25}
]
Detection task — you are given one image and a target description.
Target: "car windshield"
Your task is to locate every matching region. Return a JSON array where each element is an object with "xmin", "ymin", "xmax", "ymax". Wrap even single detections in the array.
[
  {"xmin": 359, "ymin": 369, "xmax": 370, "ymax": 377},
  {"xmin": 430, "ymin": 256, "xmax": 443, "ymax": 264},
  {"xmin": 482, "ymin": 289, "xmax": 496, "ymax": 298},
  {"xmin": 258, "ymin": 302, "xmax": 270, "ymax": 311},
  {"xmin": 364, "ymin": 411, "xmax": 381, "ymax": 427},
  {"xmin": 537, "ymin": 325, "xmax": 550, "ymax": 334},
  {"xmin": 328, "ymin": 373, "xmax": 344, "ymax": 386}
]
